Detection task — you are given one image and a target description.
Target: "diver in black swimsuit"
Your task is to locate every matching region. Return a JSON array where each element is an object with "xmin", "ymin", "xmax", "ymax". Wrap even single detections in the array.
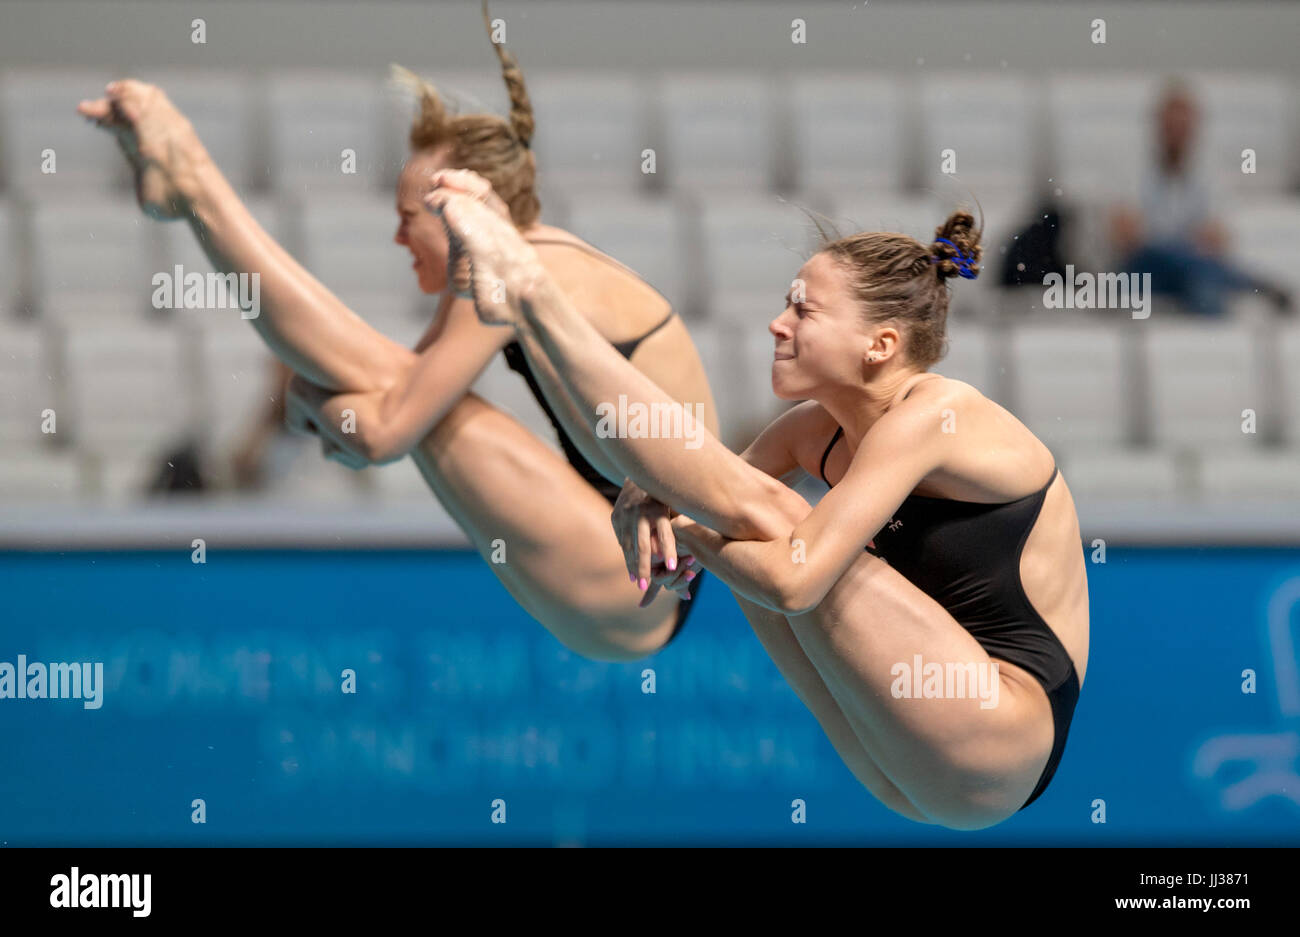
[
  {"xmin": 820, "ymin": 424, "xmax": 1079, "ymax": 809},
  {"xmin": 430, "ymin": 168, "xmax": 1091, "ymax": 827},
  {"xmin": 503, "ymin": 238, "xmax": 679, "ymax": 503},
  {"xmin": 504, "ymin": 239, "xmax": 703, "ymax": 639},
  {"xmin": 80, "ymin": 11, "xmax": 719, "ymax": 664}
]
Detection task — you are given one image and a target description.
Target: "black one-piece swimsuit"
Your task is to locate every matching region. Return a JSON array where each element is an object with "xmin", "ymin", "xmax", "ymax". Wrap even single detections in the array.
[{"xmin": 818, "ymin": 424, "xmax": 1081, "ymax": 810}]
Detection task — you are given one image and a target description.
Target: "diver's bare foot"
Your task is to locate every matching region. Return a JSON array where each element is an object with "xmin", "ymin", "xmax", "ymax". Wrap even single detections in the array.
[
  {"xmin": 77, "ymin": 79, "xmax": 209, "ymax": 220},
  {"xmin": 424, "ymin": 168, "xmax": 549, "ymax": 329}
]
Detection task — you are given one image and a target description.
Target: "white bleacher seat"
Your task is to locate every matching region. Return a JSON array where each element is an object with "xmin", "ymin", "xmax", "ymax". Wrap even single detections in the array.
[
  {"xmin": 62, "ymin": 323, "xmax": 194, "ymax": 454},
  {"xmin": 1009, "ymin": 323, "xmax": 1129, "ymax": 449},
  {"xmin": 734, "ymin": 324, "xmax": 791, "ymax": 437},
  {"xmin": 0, "ymin": 447, "xmax": 84, "ymax": 503},
  {"xmin": 363, "ymin": 307, "xmax": 434, "ymax": 350},
  {"xmin": 1045, "ymin": 73, "xmax": 1162, "ymax": 202},
  {"xmin": 95, "ymin": 451, "xmax": 174, "ymax": 504},
  {"xmin": 1197, "ymin": 449, "xmax": 1300, "ymax": 501},
  {"xmin": 987, "ymin": 286, "xmax": 1057, "ymax": 320},
  {"xmin": 30, "ymin": 197, "xmax": 153, "ymax": 323},
  {"xmin": 530, "ymin": 71, "xmax": 653, "ymax": 193},
  {"xmin": 659, "ymin": 72, "xmax": 777, "ymax": 193},
  {"xmin": 787, "ymin": 72, "xmax": 905, "ymax": 194},
  {"xmin": 935, "ymin": 322, "xmax": 995, "ymax": 399},
  {"xmin": 0, "ymin": 320, "xmax": 57, "ymax": 447},
  {"xmin": 192, "ymin": 319, "xmax": 282, "ymax": 453},
  {"xmin": 1057, "ymin": 447, "xmax": 1184, "ymax": 502},
  {"xmin": 0, "ymin": 69, "xmax": 127, "ymax": 193},
  {"xmin": 565, "ymin": 194, "xmax": 691, "ymax": 315},
  {"xmin": 708, "ymin": 291, "xmax": 783, "ymax": 336},
  {"xmin": 698, "ymin": 193, "xmax": 823, "ymax": 325},
  {"xmin": 193, "ymin": 307, "xmax": 429, "ymax": 469},
  {"xmin": 917, "ymin": 73, "xmax": 1036, "ymax": 198},
  {"xmin": 299, "ymin": 193, "xmax": 423, "ymax": 319},
  {"xmin": 1221, "ymin": 198, "xmax": 1300, "ymax": 297},
  {"xmin": 1143, "ymin": 320, "xmax": 1263, "ymax": 449},
  {"xmin": 827, "ymin": 193, "xmax": 944, "ymax": 244},
  {"xmin": 687, "ymin": 320, "xmax": 779, "ymax": 450},
  {"xmin": 1184, "ymin": 72, "xmax": 1295, "ymax": 196},
  {"xmin": 267, "ymin": 71, "xmax": 389, "ymax": 194},
  {"xmin": 685, "ymin": 320, "xmax": 734, "ymax": 442}
]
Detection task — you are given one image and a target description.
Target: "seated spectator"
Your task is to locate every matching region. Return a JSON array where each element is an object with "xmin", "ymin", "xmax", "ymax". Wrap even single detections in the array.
[{"xmin": 1110, "ymin": 79, "xmax": 1291, "ymax": 317}]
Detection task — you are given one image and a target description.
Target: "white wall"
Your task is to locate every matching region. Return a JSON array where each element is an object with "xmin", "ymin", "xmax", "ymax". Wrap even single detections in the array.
[{"xmin": 0, "ymin": 0, "xmax": 1296, "ymax": 74}]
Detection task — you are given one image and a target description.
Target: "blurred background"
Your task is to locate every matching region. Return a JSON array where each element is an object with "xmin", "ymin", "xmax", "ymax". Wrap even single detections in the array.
[{"xmin": 0, "ymin": 0, "xmax": 1298, "ymax": 845}]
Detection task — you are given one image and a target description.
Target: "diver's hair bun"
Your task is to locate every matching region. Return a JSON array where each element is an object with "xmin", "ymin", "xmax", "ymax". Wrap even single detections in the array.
[{"xmin": 929, "ymin": 210, "xmax": 982, "ymax": 282}]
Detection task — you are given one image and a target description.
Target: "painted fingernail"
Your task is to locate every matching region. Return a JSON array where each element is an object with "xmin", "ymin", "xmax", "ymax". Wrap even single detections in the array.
[
  {"xmin": 666, "ymin": 557, "xmax": 677, "ymax": 571},
  {"xmin": 638, "ymin": 578, "xmax": 648, "ymax": 591},
  {"xmin": 684, "ymin": 556, "xmax": 696, "ymax": 566},
  {"xmin": 685, "ymin": 571, "xmax": 696, "ymax": 581}
]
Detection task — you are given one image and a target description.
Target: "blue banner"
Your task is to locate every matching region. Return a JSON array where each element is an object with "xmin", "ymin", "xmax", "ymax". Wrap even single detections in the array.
[{"xmin": 1, "ymin": 547, "xmax": 1298, "ymax": 844}]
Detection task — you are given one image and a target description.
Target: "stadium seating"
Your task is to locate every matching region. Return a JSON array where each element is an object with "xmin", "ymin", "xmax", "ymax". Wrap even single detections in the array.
[{"xmin": 0, "ymin": 66, "xmax": 1296, "ymax": 508}]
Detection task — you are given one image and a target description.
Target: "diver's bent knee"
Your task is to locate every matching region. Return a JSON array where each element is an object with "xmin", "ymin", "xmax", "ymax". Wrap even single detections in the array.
[
  {"xmin": 550, "ymin": 630, "xmax": 662, "ymax": 664},
  {"xmin": 913, "ymin": 791, "xmax": 1020, "ymax": 831},
  {"xmin": 546, "ymin": 609, "xmax": 679, "ymax": 663}
]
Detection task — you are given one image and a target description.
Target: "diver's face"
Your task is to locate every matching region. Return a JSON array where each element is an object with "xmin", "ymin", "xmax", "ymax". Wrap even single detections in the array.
[
  {"xmin": 768, "ymin": 253, "xmax": 872, "ymax": 399},
  {"xmin": 395, "ymin": 147, "xmax": 455, "ymax": 294}
]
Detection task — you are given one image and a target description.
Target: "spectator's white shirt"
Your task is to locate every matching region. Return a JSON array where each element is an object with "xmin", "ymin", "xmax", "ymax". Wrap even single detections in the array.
[{"xmin": 1139, "ymin": 162, "xmax": 1215, "ymax": 245}]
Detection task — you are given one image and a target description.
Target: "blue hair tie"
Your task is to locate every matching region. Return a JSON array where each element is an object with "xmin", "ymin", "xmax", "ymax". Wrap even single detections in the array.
[{"xmin": 931, "ymin": 238, "xmax": 977, "ymax": 279}]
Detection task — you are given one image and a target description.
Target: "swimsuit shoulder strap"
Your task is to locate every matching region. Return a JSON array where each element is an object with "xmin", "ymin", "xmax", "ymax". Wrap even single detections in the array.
[
  {"xmin": 527, "ymin": 234, "xmax": 676, "ymax": 358},
  {"xmin": 819, "ymin": 426, "xmax": 845, "ymax": 485},
  {"xmin": 526, "ymin": 235, "xmax": 667, "ymax": 300}
]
